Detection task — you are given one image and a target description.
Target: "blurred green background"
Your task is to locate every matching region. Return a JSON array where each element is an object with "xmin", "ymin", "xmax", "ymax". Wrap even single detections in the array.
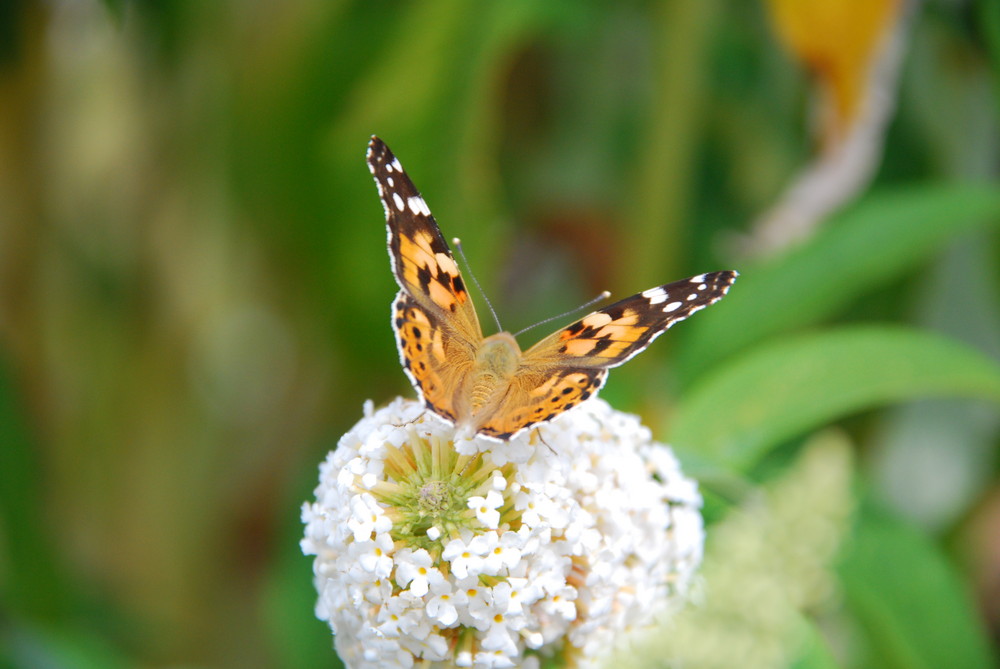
[{"xmin": 1, "ymin": 1, "xmax": 999, "ymax": 668}]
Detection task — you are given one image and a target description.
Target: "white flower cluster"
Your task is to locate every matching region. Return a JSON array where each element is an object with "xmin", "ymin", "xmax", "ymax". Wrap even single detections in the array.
[{"xmin": 301, "ymin": 397, "xmax": 704, "ymax": 668}]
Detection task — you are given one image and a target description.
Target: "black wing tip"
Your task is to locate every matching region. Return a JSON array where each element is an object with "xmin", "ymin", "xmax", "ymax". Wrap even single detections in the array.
[
  {"xmin": 367, "ymin": 135, "xmax": 382, "ymax": 154},
  {"xmin": 652, "ymin": 269, "xmax": 738, "ymax": 296},
  {"xmin": 708, "ymin": 269, "xmax": 738, "ymax": 281},
  {"xmin": 721, "ymin": 270, "xmax": 739, "ymax": 292},
  {"xmin": 366, "ymin": 135, "xmax": 395, "ymax": 166},
  {"xmin": 698, "ymin": 269, "xmax": 739, "ymax": 293}
]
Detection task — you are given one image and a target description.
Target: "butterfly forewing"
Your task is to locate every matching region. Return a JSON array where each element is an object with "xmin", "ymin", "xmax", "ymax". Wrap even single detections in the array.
[
  {"xmin": 473, "ymin": 271, "xmax": 738, "ymax": 439},
  {"xmin": 523, "ymin": 270, "xmax": 738, "ymax": 368},
  {"xmin": 367, "ymin": 137, "xmax": 482, "ymax": 341}
]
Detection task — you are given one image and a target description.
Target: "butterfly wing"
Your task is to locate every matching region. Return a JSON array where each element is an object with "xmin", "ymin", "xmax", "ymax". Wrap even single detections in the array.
[
  {"xmin": 391, "ymin": 290, "xmax": 476, "ymax": 424},
  {"xmin": 475, "ymin": 367, "xmax": 609, "ymax": 440},
  {"xmin": 475, "ymin": 271, "xmax": 738, "ymax": 439},
  {"xmin": 367, "ymin": 136, "xmax": 483, "ymax": 422},
  {"xmin": 526, "ymin": 270, "xmax": 738, "ymax": 368}
]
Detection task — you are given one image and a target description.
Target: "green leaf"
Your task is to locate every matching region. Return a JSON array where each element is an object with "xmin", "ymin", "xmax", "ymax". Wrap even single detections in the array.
[
  {"xmin": 677, "ymin": 183, "xmax": 1000, "ymax": 382},
  {"xmin": 2, "ymin": 623, "xmax": 131, "ymax": 669},
  {"xmin": 788, "ymin": 616, "xmax": 844, "ymax": 669},
  {"xmin": 840, "ymin": 504, "xmax": 998, "ymax": 669},
  {"xmin": 0, "ymin": 357, "xmax": 70, "ymax": 618},
  {"xmin": 670, "ymin": 326, "xmax": 1000, "ymax": 469}
]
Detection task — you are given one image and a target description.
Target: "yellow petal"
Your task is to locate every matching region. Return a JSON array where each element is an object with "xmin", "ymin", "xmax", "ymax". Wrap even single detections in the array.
[{"xmin": 767, "ymin": 0, "xmax": 901, "ymax": 138}]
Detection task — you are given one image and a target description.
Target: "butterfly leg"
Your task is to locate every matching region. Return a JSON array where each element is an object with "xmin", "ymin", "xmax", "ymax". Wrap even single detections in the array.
[
  {"xmin": 389, "ymin": 407, "xmax": 429, "ymax": 430},
  {"xmin": 533, "ymin": 428, "xmax": 556, "ymax": 455}
]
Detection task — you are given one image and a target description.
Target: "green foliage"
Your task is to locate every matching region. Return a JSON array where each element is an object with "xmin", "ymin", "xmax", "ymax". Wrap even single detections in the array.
[
  {"xmin": 0, "ymin": 1, "xmax": 997, "ymax": 668},
  {"xmin": 1, "ymin": 624, "xmax": 131, "ymax": 669},
  {"xmin": 678, "ymin": 184, "xmax": 1000, "ymax": 381},
  {"xmin": 840, "ymin": 504, "xmax": 997, "ymax": 669},
  {"xmin": 673, "ymin": 326, "xmax": 1000, "ymax": 468},
  {"xmin": 788, "ymin": 619, "xmax": 843, "ymax": 669}
]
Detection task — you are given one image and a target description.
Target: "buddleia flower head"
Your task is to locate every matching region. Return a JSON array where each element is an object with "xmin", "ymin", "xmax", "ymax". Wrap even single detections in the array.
[{"xmin": 301, "ymin": 397, "xmax": 704, "ymax": 668}]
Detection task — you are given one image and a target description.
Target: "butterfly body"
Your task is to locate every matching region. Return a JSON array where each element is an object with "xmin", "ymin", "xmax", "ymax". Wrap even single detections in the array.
[
  {"xmin": 370, "ymin": 136, "xmax": 737, "ymax": 441},
  {"xmin": 469, "ymin": 332, "xmax": 519, "ymax": 400}
]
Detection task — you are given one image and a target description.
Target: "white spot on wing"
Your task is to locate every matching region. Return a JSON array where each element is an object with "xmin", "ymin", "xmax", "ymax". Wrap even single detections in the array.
[
  {"xmin": 642, "ymin": 287, "xmax": 668, "ymax": 305},
  {"xmin": 408, "ymin": 196, "xmax": 431, "ymax": 216},
  {"xmin": 393, "ymin": 192, "xmax": 405, "ymax": 211},
  {"xmin": 689, "ymin": 274, "xmax": 706, "ymax": 283},
  {"xmin": 390, "ymin": 158, "xmax": 402, "ymax": 173},
  {"xmin": 687, "ymin": 293, "xmax": 698, "ymax": 300},
  {"xmin": 664, "ymin": 301, "xmax": 682, "ymax": 312}
]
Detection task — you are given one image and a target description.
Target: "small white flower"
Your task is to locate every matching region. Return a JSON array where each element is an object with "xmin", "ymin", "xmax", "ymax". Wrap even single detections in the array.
[
  {"xmin": 481, "ymin": 611, "xmax": 520, "ymax": 655},
  {"xmin": 406, "ymin": 632, "xmax": 449, "ymax": 662},
  {"xmin": 458, "ymin": 577, "xmax": 495, "ymax": 631},
  {"xmin": 540, "ymin": 584, "xmax": 578, "ymax": 622},
  {"xmin": 376, "ymin": 592, "xmax": 427, "ymax": 639},
  {"xmin": 442, "ymin": 535, "xmax": 487, "ymax": 579},
  {"xmin": 356, "ymin": 532, "xmax": 394, "ymax": 577},
  {"xmin": 474, "ymin": 649, "xmax": 517, "ymax": 668},
  {"xmin": 479, "ymin": 531, "xmax": 524, "ymax": 576},
  {"xmin": 468, "ymin": 489, "xmax": 504, "ymax": 529},
  {"xmin": 347, "ymin": 493, "xmax": 392, "ymax": 542},
  {"xmin": 394, "ymin": 548, "xmax": 444, "ymax": 597},
  {"xmin": 491, "ymin": 578, "xmax": 537, "ymax": 616},
  {"xmin": 425, "ymin": 579, "xmax": 468, "ymax": 627},
  {"xmin": 361, "ymin": 577, "xmax": 393, "ymax": 606}
]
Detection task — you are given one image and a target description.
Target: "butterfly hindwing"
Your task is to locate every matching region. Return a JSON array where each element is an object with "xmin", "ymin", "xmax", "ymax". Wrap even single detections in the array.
[
  {"xmin": 476, "ymin": 368, "xmax": 608, "ymax": 440},
  {"xmin": 392, "ymin": 291, "xmax": 475, "ymax": 424}
]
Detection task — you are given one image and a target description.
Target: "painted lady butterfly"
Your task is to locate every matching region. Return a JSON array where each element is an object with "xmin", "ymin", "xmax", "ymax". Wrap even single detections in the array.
[{"xmin": 367, "ymin": 136, "xmax": 737, "ymax": 441}]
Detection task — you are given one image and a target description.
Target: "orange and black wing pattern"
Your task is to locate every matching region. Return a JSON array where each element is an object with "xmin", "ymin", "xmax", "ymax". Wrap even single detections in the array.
[
  {"xmin": 367, "ymin": 137, "xmax": 483, "ymax": 422},
  {"xmin": 475, "ymin": 271, "xmax": 738, "ymax": 439}
]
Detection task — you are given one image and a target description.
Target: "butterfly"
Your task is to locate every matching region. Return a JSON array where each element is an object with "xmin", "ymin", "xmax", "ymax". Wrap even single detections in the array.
[{"xmin": 366, "ymin": 136, "xmax": 737, "ymax": 441}]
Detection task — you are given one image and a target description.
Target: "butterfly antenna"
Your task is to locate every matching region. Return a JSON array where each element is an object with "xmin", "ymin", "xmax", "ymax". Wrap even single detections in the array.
[
  {"xmin": 512, "ymin": 290, "xmax": 611, "ymax": 338},
  {"xmin": 452, "ymin": 238, "xmax": 503, "ymax": 333}
]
